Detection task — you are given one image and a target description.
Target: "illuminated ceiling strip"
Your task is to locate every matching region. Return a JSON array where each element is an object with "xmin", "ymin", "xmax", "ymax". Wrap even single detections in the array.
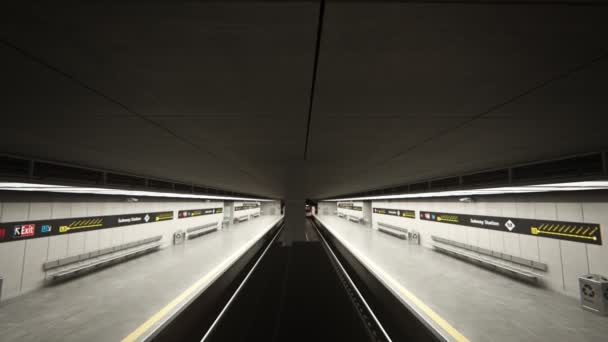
[
  {"xmin": 325, "ymin": 181, "xmax": 608, "ymax": 202},
  {"xmin": 0, "ymin": 182, "xmax": 272, "ymax": 202}
]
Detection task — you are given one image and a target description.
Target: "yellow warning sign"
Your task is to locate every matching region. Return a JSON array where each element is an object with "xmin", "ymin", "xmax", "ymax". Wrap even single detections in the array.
[
  {"xmin": 60, "ymin": 218, "xmax": 104, "ymax": 233},
  {"xmin": 530, "ymin": 223, "xmax": 600, "ymax": 242}
]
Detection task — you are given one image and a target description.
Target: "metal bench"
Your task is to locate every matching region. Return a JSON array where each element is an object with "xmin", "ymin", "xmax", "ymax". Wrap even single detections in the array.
[
  {"xmin": 251, "ymin": 212, "xmax": 261, "ymax": 218},
  {"xmin": 234, "ymin": 215, "xmax": 249, "ymax": 223},
  {"xmin": 431, "ymin": 236, "xmax": 547, "ymax": 271},
  {"xmin": 187, "ymin": 222, "xmax": 219, "ymax": 240},
  {"xmin": 44, "ymin": 235, "xmax": 162, "ymax": 282},
  {"xmin": 430, "ymin": 235, "xmax": 544, "ymax": 283},
  {"xmin": 377, "ymin": 222, "xmax": 408, "ymax": 239},
  {"xmin": 348, "ymin": 215, "xmax": 362, "ymax": 223},
  {"xmin": 337, "ymin": 212, "xmax": 346, "ymax": 218}
]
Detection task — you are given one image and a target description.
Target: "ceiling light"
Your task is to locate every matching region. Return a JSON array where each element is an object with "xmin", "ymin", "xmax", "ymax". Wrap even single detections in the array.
[
  {"xmin": 325, "ymin": 180, "xmax": 608, "ymax": 202},
  {"xmin": 0, "ymin": 182, "xmax": 272, "ymax": 202}
]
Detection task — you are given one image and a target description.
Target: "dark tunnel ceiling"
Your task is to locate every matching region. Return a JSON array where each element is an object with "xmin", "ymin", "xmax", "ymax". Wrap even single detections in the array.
[{"xmin": 1, "ymin": 1, "xmax": 608, "ymax": 200}]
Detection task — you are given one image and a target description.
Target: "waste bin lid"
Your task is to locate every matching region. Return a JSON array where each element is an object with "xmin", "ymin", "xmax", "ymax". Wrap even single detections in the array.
[{"xmin": 581, "ymin": 274, "xmax": 608, "ymax": 282}]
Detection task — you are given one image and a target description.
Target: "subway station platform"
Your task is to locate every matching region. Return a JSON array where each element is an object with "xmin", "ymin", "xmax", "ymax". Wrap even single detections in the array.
[
  {"xmin": 314, "ymin": 215, "xmax": 608, "ymax": 342},
  {"xmin": 0, "ymin": 215, "xmax": 283, "ymax": 342}
]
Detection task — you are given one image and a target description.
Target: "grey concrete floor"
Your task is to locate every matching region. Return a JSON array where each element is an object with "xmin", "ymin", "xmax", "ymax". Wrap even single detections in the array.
[
  {"xmin": 0, "ymin": 215, "xmax": 282, "ymax": 342},
  {"xmin": 316, "ymin": 215, "xmax": 608, "ymax": 342}
]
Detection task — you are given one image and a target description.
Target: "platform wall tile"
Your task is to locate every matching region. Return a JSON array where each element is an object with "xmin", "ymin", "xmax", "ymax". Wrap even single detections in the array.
[
  {"xmin": 516, "ymin": 200, "xmax": 540, "ymax": 262},
  {"xmin": 500, "ymin": 204, "xmax": 520, "ymax": 257},
  {"xmin": 1, "ymin": 202, "xmax": 30, "ymax": 222},
  {"xmin": 84, "ymin": 231, "xmax": 100, "ymax": 253},
  {"xmin": 86, "ymin": 202, "xmax": 104, "ymax": 216},
  {"xmin": 98, "ymin": 228, "xmax": 113, "ymax": 249},
  {"xmin": 556, "ymin": 203, "xmax": 589, "ymax": 296},
  {"xmin": 70, "ymin": 202, "xmax": 87, "ymax": 217},
  {"xmin": 538, "ymin": 237, "xmax": 565, "ymax": 293},
  {"xmin": 583, "ymin": 203, "xmax": 608, "ymax": 277},
  {"xmin": 21, "ymin": 203, "xmax": 52, "ymax": 291},
  {"xmin": 477, "ymin": 229, "xmax": 490, "ymax": 250},
  {"xmin": 67, "ymin": 232, "xmax": 86, "ymax": 257},
  {"xmin": 0, "ymin": 203, "xmax": 30, "ymax": 300},
  {"xmin": 29, "ymin": 202, "xmax": 51, "ymax": 220},
  {"xmin": 110, "ymin": 226, "xmax": 124, "ymax": 247},
  {"xmin": 486, "ymin": 230, "xmax": 502, "ymax": 253},
  {"xmin": 0, "ymin": 240, "xmax": 26, "ymax": 301},
  {"xmin": 503, "ymin": 232, "xmax": 521, "ymax": 257},
  {"xmin": 46, "ymin": 202, "xmax": 72, "ymax": 261},
  {"xmin": 47, "ymin": 235, "xmax": 68, "ymax": 262},
  {"xmin": 530, "ymin": 202, "xmax": 564, "ymax": 293},
  {"xmin": 518, "ymin": 235, "xmax": 540, "ymax": 262},
  {"xmin": 21, "ymin": 238, "xmax": 49, "ymax": 293}
]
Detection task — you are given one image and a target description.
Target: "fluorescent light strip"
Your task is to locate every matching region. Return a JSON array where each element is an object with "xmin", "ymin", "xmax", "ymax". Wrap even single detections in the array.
[
  {"xmin": 326, "ymin": 181, "xmax": 608, "ymax": 202},
  {"xmin": 0, "ymin": 182, "xmax": 272, "ymax": 202}
]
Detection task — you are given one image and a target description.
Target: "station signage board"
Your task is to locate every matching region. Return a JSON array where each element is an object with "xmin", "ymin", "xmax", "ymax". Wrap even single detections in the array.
[
  {"xmin": 419, "ymin": 211, "xmax": 602, "ymax": 245},
  {"xmin": 372, "ymin": 207, "xmax": 415, "ymax": 219},
  {"xmin": 337, "ymin": 202, "xmax": 363, "ymax": 211},
  {"xmin": 0, "ymin": 211, "xmax": 174, "ymax": 244},
  {"xmin": 234, "ymin": 202, "xmax": 260, "ymax": 211},
  {"xmin": 178, "ymin": 208, "xmax": 223, "ymax": 218}
]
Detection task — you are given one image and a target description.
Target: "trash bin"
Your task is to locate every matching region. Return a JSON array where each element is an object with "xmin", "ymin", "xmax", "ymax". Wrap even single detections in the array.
[
  {"xmin": 408, "ymin": 231, "xmax": 420, "ymax": 245},
  {"xmin": 173, "ymin": 230, "xmax": 185, "ymax": 245},
  {"xmin": 579, "ymin": 274, "xmax": 608, "ymax": 315}
]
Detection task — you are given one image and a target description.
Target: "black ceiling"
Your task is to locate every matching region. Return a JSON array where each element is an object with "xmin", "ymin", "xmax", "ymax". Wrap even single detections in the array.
[{"xmin": 2, "ymin": 1, "xmax": 608, "ymax": 200}]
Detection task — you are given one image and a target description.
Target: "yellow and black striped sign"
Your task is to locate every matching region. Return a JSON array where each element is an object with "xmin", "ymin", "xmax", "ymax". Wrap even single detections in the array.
[
  {"xmin": 373, "ymin": 207, "xmax": 415, "ymax": 219},
  {"xmin": 420, "ymin": 211, "xmax": 602, "ymax": 245},
  {"xmin": 530, "ymin": 223, "xmax": 600, "ymax": 243}
]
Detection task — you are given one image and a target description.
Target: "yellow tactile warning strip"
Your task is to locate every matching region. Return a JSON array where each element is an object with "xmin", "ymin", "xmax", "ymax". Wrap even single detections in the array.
[
  {"xmin": 316, "ymin": 216, "xmax": 470, "ymax": 342},
  {"xmin": 121, "ymin": 217, "xmax": 282, "ymax": 342}
]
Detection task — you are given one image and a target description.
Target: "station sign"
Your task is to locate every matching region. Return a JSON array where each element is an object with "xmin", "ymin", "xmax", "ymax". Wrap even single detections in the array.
[
  {"xmin": 337, "ymin": 202, "xmax": 363, "ymax": 211},
  {"xmin": 419, "ymin": 211, "xmax": 602, "ymax": 245},
  {"xmin": 372, "ymin": 207, "xmax": 415, "ymax": 219},
  {"xmin": 234, "ymin": 202, "xmax": 260, "ymax": 211},
  {"xmin": 178, "ymin": 208, "xmax": 223, "ymax": 218},
  {"xmin": 0, "ymin": 211, "xmax": 174, "ymax": 244}
]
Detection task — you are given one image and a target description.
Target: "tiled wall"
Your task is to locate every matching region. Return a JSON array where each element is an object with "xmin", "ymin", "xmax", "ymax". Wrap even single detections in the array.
[
  {"xmin": 234, "ymin": 202, "xmax": 262, "ymax": 219},
  {"xmin": 261, "ymin": 201, "xmax": 281, "ymax": 216},
  {"xmin": 319, "ymin": 202, "xmax": 337, "ymax": 216},
  {"xmin": 337, "ymin": 201, "xmax": 364, "ymax": 219},
  {"xmin": 371, "ymin": 193, "xmax": 608, "ymax": 298},
  {"xmin": 0, "ymin": 197, "xmax": 224, "ymax": 301}
]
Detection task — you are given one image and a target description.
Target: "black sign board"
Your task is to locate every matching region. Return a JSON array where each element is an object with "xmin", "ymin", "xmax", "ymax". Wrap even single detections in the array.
[
  {"xmin": 337, "ymin": 202, "xmax": 363, "ymax": 211},
  {"xmin": 178, "ymin": 208, "xmax": 223, "ymax": 219},
  {"xmin": 373, "ymin": 207, "xmax": 416, "ymax": 219},
  {"xmin": 419, "ymin": 211, "xmax": 602, "ymax": 245},
  {"xmin": 235, "ymin": 202, "xmax": 260, "ymax": 211},
  {"xmin": 0, "ymin": 211, "xmax": 174, "ymax": 244}
]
